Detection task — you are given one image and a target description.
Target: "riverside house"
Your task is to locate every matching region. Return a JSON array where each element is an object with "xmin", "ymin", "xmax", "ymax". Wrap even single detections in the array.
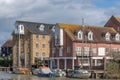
[
  {"xmin": 50, "ymin": 23, "xmax": 120, "ymax": 70},
  {"xmin": 12, "ymin": 21, "xmax": 55, "ymax": 68}
]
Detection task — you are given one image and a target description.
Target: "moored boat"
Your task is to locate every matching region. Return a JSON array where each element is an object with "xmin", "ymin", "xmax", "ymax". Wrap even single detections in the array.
[
  {"xmin": 52, "ymin": 69, "xmax": 66, "ymax": 77},
  {"xmin": 32, "ymin": 66, "xmax": 56, "ymax": 77},
  {"xmin": 67, "ymin": 69, "xmax": 91, "ymax": 78}
]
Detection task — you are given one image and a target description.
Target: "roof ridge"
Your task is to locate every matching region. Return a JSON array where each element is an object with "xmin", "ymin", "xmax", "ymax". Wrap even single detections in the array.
[{"xmin": 16, "ymin": 20, "xmax": 55, "ymax": 25}]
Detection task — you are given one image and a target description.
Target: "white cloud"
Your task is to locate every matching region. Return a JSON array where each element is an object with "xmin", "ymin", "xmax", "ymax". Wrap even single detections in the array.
[{"xmin": 0, "ymin": 0, "xmax": 120, "ymax": 46}]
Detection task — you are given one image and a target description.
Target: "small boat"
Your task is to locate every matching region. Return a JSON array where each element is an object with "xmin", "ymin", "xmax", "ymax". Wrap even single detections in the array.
[
  {"xmin": 13, "ymin": 68, "xmax": 31, "ymax": 75},
  {"xmin": 32, "ymin": 68, "xmax": 41, "ymax": 75},
  {"xmin": 32, "ymin": 66, "xmax": 56, "ymax": 77},
  {"xmin": 52, "ymin": 69, "xmax": 66, "ymax": 77},
  {"xmin": 67, "ymin": 69, "xmax": 91, "ymax": 78}
]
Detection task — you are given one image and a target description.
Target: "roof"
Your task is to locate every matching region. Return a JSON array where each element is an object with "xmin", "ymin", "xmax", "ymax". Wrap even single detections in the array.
[
  {"xmin": 113, "ymin": 16, "xmax": 120, "ymax": 22},
  {"xmin": 1, "ymin": 38, "xmax": 13, "ymax": 48},
  {"xmin": 58, "ymin": 23, "xmax": 119, "ymax": 43},
  {"xmin": 15, "ymin": 20, "xmax": 55, "ymax": 34}
]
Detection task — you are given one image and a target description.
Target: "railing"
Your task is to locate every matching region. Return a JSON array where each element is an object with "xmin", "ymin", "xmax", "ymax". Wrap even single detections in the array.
[{"xmin": 0, "ymin": 67, "xmax": 10, "ymax": 72}]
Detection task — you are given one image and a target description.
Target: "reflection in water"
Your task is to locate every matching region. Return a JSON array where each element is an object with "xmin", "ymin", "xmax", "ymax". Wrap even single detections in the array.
[{"xmin": 0, "ymin": 72, "xmax": 88, "ymax": 80}]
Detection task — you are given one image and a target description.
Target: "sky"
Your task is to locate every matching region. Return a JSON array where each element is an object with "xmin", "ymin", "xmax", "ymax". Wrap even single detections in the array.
[{"xmin": 0, "ymin": 0, "xmax": 120, "ymax": 47}]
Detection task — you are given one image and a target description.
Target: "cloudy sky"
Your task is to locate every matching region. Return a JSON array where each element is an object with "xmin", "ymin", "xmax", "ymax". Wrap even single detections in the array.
[{"xmin": 0, "ymin": 0, "xmax": 120, "ymax": 46}]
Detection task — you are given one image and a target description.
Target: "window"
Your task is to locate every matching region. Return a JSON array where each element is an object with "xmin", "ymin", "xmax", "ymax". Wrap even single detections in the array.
[
  {"xmin": 42, "ymin": 44, "xmax": 45, "ymax": 48},
  {"xmin": 77, "ymin": 30, "xmax": 83, "ymax": 40},
  {"xmin": 84, "ymin": 47, "xmax": 89, "ymax": 56},
  {"xmin": 105, "ymin": 48, "xmax": 110, "ymax": 53},
  {"xmin": 105, "ymin": 32, "xmax": 110, "ymax": 41},
  {"xmin": 41, "ymin": 52, "xmax": 45, "ymax": 60},
  {"xmin": 92, "ymin": 48, "xmax": 97, "ymax": 54},
  {"xmin": 93, "ymin": 59, "xmax": 102, "ymax": 66},
  {"xmin": 36, "ymin": 44, "xmax": 39, "ymax": 48},
  {"xmin": 55, "ymin": 35, "xmax": 59, "ymax": 45},
  {"xmin": 88, "ymin": 31, "xmax": 93, "ymax": 40},
  {"xmin": 83, "ymin": 59, "xmax": 90, "ymax": 66},
  {"xmin": 39, "ymin": 24, "xmax": 45, "ymax": 31},
  {"xmin": 36, "ymin": 52, "xmax": 39, "ymax": 57},
  {"xmin": 59, "ymin": 47, "xmax": 63, "ymax": 56},
  {"xmin": 36, "ymin": 35, "xmax": 39, "ymax": 40},
  {"xmin": 42, "ymin": 35, "xmax": 45, "ymax": 39},
  {"xmin": 115, "ymin": 33, "xmax": 120, "ymax": 41},
  {"xmin": 52, "ymin": 48, "xmax": 55, "ymax": 54},
  {"xmin": 52, "ymin": 26, "xmax": 55, "ymax": 32},
  {"xmin": 76, "ymin": 47, "xmax": 82, "ymax": 56},
  {"xmin": 67, "ymin": 47, "xmax": 71, "ymax": 53}
]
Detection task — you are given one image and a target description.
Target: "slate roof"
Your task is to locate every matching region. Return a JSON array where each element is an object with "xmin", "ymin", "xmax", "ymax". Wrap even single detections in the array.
[
  {"xmin": 15, "ymin": 20, "xmax": 55, "ymax": 35},
  {"xmin": 1, "ymin": 38, "xmax": 13, "ymax": 48},
  {"xmin": 58, "ymin": 23, "xmax": 120, "ymax": 44}
]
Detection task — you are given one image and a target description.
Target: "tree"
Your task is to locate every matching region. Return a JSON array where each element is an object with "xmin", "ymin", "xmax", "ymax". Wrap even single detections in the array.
[{"xmin": 105, "ymin": 51, "xmax": 120, "ymax": 79}]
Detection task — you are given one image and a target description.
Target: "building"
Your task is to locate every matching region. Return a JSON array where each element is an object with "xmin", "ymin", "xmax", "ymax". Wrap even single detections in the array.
[
  {"xmin": 12, "ymin": 21, "xmax": 55, "ymax": 68},
  {"xmin": 104, "ymin": 15, "xmax": 120, "ymax": 32},
  {"xmin": 1, "ymin": 38, "xmax": 13, "ymax": 57},
  {"xmin": 50, "ymin": 23, "xmax": 120, "ymax": 70}
]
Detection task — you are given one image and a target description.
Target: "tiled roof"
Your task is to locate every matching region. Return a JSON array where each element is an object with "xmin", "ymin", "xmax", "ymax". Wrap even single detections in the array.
[
  {"xmin": 114, "ymin": 16, "xmax": 120, "ymax": 22},
  {"xmin": 15, "ymin": 21, "xmax": 55, "ymax": 34},
  {"xmin": 58, "ymin": 23, "xmax": 119, "ymax": 43},
  {"xmin": 1, "ymin": 38, "xmax": 13, "ymax": 48}
]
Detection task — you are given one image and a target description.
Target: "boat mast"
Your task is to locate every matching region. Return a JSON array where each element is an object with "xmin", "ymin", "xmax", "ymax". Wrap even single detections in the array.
[
  {"xmin": 18, "ymin": 29, "xmax": 21, "ymax": 67},
  {"xmin": 81, "ymin": 18, "xmax": 84, "ymax": 69}
]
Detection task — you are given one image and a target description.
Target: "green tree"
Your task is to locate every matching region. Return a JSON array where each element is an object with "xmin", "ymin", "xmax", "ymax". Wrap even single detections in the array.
[{"xmin": 105, "ymin": 51, "xmax": 120, "ymax": 79}]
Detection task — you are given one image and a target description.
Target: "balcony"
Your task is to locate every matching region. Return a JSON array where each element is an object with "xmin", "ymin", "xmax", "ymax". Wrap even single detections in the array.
[{"xmin": 76, "ymin": 52, "xmax": 92, "ymax": 57}]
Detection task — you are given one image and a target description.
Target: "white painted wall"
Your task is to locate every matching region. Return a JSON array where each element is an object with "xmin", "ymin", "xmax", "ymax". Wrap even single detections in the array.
[{"xmin": 60, "ymin": 29, "xmax": 63, "ymax": 45}]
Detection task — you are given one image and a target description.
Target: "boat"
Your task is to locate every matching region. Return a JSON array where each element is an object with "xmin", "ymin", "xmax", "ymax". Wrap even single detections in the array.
[
  {"xmin": 32, "ymin": 68, "xmax": 41, "ymax": 75},
  {"xmin": 67, "ymin": 69, "xmax": 91, "ymax": 78},
  {"xmin": 32, "ymin": 66, "xmax": 56, "ymax": 77},
  {"xmin": 52, "ymin": 69, "xmax": 66, "ymax": 77},
  {"xmin": 13, "ymin": 68, "xmax": 31, "ymax": 75}
]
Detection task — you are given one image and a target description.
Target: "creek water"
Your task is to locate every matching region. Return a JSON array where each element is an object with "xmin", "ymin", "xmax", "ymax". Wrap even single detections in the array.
[{"xmin": 0, "ymin": 72, "xmax": 99, "ymax": 80}]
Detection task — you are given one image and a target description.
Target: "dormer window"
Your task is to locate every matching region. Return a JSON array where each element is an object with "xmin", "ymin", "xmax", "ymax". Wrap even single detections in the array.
[
  {"xmin": 52, "ymin": 26, "xmax": 55, "ymax": 32},
  {"xmin": 39, "ymin": 24, "xmax": 45, "ymax": 31},
  {"xmin": 78, "ymin": 30, "xmax": 83, "ymax": 40},
  {"xmin": 88, "ymin": 31, "xmax": 93, "ymax": 40},
  {"xmin": 105, "ymin": 32, "xmax": 110, "ymax": 41},
  {"xmin": 115, "ymin": 33, "xmax": 120, "ymax": 41}
]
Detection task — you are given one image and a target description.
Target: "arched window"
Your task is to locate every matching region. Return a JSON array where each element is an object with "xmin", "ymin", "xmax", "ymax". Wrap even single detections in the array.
[
  {"xmin": 115, "ymin": 33, "xmax": 120, "ymax": 41},
  {"xmin": 77, "ymin": 30, "xmax": 83, "ymax": 40},
  {"xmin": 88, "ymin": 31, "xmax": 93, "ymax": 40},
  {"xmin": 39, "ymin": 24, "xmax": 45, "ymax": 31},
  {"xmin": 105, "ymin": 32, "xmax": 110, "ymax": 41}
]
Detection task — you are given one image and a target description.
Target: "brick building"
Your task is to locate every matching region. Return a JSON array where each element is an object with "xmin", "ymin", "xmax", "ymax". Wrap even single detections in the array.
[
  {"xmin": 50, "ymin": 23, "xmax": 120, "ymax": 70},
  {"xmin": 104, "ymin": 15, "xmax": 120, "ymax": 32},
  {"xmin": 12, "ymin": 21, "xmax": 55, "ymax": 68}
]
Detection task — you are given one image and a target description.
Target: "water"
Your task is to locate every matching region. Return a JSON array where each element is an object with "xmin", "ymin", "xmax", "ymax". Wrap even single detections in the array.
[
  {"xmin": 0, "ymin": 72, "xmax": 82, "ymax": 80},
  {"xmin": 0, "ymin": 72, "xmax": 104, "ymax": 80}
]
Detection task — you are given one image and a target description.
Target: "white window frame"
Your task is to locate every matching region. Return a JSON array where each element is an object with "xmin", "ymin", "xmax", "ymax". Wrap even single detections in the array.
[
  {"xmin": 39, "ymin": 24, "xmax": 45, "ymax": 31},
  {"xmin": 88, "ymin": 31, "xmax": 93, "ymax": 40},
  {"xmin": 92, "ymin": 48, "xmax": 97, "ymax": 54},
  {"xmin": 84, "ymin": 47, "xmax": 89, "ymax": 56},
  {"xmin": 105, "ymin": 32, "xmax": 110, "ymax": 41},
  {"xmin": 76, "ymin": 47, "xmax": 82, "ymax": 56},
  {"xmin": 115, "ymin": 33, "xmax": 120, "ymax": 41},
  {"xmin": 77, "ymin": 30, "xmax": 83, "ymax": 40}
]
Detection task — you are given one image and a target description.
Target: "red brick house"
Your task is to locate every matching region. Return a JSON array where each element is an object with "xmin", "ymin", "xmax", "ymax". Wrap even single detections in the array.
[
  {"xmin": 50, "ymin": 23, "xmax": 120, "ymax": 70},
  {"xmin": 104, "ymin": 15, "xmax": 120, "ymax": 32}
]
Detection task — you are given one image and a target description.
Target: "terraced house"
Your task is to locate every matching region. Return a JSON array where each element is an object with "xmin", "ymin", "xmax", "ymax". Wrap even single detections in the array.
[
  {"xmin": 50, "ymin": 23, "xmax": 120, "ymax": 70},
  {"xmin": 12, "ymin": 21, "xmax": 55, "ymax": 68}
]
